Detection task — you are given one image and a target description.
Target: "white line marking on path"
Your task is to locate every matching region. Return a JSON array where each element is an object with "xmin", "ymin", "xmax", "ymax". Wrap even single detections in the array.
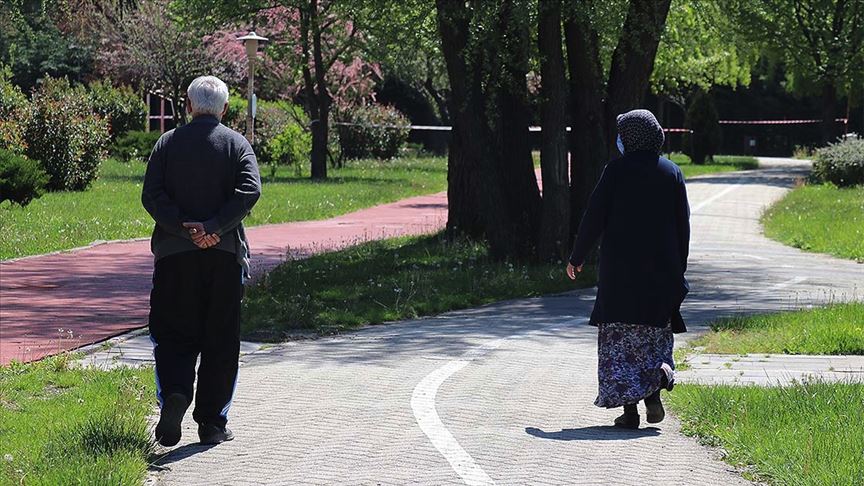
[
  {"xmin": 767, "ymin": 276, "xmax": 808, "ymax": 291},
  {"xmin": 691, "ymin": 184, "xmax": 740, "ymax": 214},
  {"xmin": 411, "ymin": 360, "xmax": 494, "ymax": 486},
  {"xmin": 411, "ymin": 319, "xmax": 587, "ymax": 485}
]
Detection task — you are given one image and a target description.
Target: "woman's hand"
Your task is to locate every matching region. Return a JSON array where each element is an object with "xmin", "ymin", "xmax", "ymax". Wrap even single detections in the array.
[{"xmin": 566, "ymin": 262, "xmax": 583, "ymax": 280}]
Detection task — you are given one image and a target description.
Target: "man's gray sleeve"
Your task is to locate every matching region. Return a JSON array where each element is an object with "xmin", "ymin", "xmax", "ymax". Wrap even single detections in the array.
[
  {"xmin": 202, "ymin": 139, "xmax": 262, "ymax": 236},
  {"xmin": 141, "ymin": 136, "xmax": 190, "ymax": 239}
]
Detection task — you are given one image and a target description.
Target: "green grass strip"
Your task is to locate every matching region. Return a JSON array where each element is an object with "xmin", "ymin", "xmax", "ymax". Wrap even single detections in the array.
[
  {"xmin": 692, "ymin": 303, "xmax": 864, "ymax": 355},
  {"xmin": 668, "ymin": 153, "xmax": 759, "ymax": 179},
  {"xmin": 668, "ymin": 381, "xmax": 864, "ymax": 486},
  {"xmin": 762, "ymin": 183, "xmax": 864, "ymax": 262},
  {"xmin": 241, "ymin": 234, "xmax": 594, "ymax": 339},
  {"xmin": 0, "ymin": 355, "xmax": 155, "ymax": 485}
]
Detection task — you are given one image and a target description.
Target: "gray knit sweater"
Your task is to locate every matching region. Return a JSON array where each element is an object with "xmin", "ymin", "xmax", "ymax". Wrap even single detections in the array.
[{"xmin": 141, "ymin": 115, "xmax": 261, "ymax": 278}]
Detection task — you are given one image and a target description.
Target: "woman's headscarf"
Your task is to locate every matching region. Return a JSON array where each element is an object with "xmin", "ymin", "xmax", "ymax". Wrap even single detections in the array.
[{"xmin": 616, "ymin": 109, "xmax": 665, "ymax": 154}]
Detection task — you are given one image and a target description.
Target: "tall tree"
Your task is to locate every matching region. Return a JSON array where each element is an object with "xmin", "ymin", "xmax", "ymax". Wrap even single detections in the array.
[
  {"xmin": 435, "ymin": 0, "xmax": 541, "ymax": 259},
  {"xmin": 176, "ymin": 0, "xmax": 366, "ymax": 179},
  {"xmin": 651, "ymin": 0, "xmax": 755, "ymax": 107},
  {"xmin": 0, "ymin": 1, "xmax": 95, "ymax": 92},
  {"xmin": 726, "ymin": 0, "xmax": 864, "ymax": 143},
  {"xmin": 564, "ymin": 0, "xmax": 672, "ymax": 229},
  {"xmin": 537, "ymin": 0, "xmax": 570, "ymax": 261},
  {"xmin": 99, "ymin": 0, "xmax": 216, "ymax": 125},
  {"xmin": 435, "ymin": 0, "xmax": 488, "ymax": 241}
]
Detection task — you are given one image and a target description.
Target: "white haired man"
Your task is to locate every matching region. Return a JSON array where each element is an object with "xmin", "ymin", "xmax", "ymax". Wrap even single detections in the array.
[{"xmin": 142, "ymin": 75, "xmax": 261, "ymax": 446}]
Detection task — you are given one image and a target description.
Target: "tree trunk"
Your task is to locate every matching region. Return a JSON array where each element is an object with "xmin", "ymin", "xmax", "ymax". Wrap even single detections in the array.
[
  {"xmin": 564, "ymin": 13, "xmax": 607, "ymax": 232},
  {"xmin": 537, "ymin": 0, "xmax": 570, "ymax": 261},
  {"xmin": 424, "ymin": 54, "xmax": 450, "ymax": 124},
  {"xmin": 489, "ymin": 0, "xmax": 542, "ymax": 258},
  {"xmin": 565, "ymin": 0, "xmax": 672, "ymax": 234},
  {"xmin": 821, "ymin": 81, "xmax": 838, "ymax": 144},
  {"xmin": 435, "ymin": 0, "xmax": 485, "ymax": 238},
  {"xmin": 303, "ymin": 0, "xmax": 328, "ymax": 180},
  {"xmin": 605, "ymin": 0, "xmax": 673, "ymax": 147}
]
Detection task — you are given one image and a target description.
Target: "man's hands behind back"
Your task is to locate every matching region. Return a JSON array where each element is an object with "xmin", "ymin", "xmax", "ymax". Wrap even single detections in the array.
[{"xmin": 183, "ymin": 222, "xmax": 221, "ymax": 249}]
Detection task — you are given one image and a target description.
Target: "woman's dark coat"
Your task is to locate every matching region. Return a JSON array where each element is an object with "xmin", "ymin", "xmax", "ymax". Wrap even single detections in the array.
[{"xmin": 569, "ymin": 150, "xmax": 690, "ymax": 333}]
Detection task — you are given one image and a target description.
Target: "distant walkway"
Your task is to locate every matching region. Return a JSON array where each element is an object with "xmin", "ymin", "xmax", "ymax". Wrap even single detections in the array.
[{"xmin": 0, "ymin": 193, "xmax": 446, "ymax": 364}]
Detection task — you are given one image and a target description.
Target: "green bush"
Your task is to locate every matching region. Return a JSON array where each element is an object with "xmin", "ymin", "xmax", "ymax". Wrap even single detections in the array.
[
  {"xmin": 24, "ymin": 77, "xmax": 109, "ymax": 191},
  {"xmin": 0, "ymin": 148, "xmax": 48, "ymax": 206},
  {"xmin": 683, "ymin": 90, "xmax": 721, "ymax": 165},
  {"xmin": 811, "ymin": 139, "xmax": 864, "ymax": 187},
  {"xmin": 334, "ymin": 104, "xmax": 410, "ymax": 160},
  {"xmin": 111, "ymin": 130, "xmax": 161, "ymax": 162},
  {"xmin": 250, "ymin": 102, "xmax": 292, "ymax": 163},
  {"xmin": 267, "ymin": 123, "xmax": 311, "ymax": 177},
  {"xmin": 88, "ymin": 80, "xmax": 146, "ymax": 141},
  {"xmin": 222, "ymin": 90, "xmax": 248, "ymax": 133},
  {"xmin": 0, "ymin": 67, "xmax": 29, "ymax": 154},
  {"xmin": 221, "ymin": 96, "xmax": 309, "ymax": 175}
]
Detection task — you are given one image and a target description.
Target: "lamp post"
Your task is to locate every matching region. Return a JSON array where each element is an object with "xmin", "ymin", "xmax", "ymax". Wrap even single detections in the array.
[{"xmin": 238, "ymin": 32, "xmax": 268, "ymax": 144}]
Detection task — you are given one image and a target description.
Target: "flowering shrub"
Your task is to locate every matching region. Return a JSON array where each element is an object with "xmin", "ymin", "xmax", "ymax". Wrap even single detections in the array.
[
  {"xmin": 334, "ymin": 104, "xmax": 410, "ymax": 160},
  {"xmin": 24, "ymin": 77, "xmax": 109, "ymax": 191},
  {"xmin": 812, "ymin": 139, "xmax": 864, "ymax": 187}
]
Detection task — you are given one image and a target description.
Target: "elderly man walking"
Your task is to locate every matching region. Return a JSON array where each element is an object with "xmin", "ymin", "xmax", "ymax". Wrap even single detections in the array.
[{"xmin": 142, "ymin": 76, "xmax": 261, "ymax": 446}]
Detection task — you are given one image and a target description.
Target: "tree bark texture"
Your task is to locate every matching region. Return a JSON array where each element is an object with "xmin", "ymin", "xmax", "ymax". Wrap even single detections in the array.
[
  {"xmin": 435, "ymin": 0, "xmax": 541, "ymax": 259},
  {"xmin": 537, "ymin": 0, "xmax": 570, "ymax": 261},
  {"xmin": 435, "ymin": 0, "xmax": 485, "ymax": 238},
  {"xmin": 301, "ymin": 0, "xmax": 329, "ymax": 180},
  {"xmin": 565, "ymin": 0, "xmax": 672, "ymax": 232}
]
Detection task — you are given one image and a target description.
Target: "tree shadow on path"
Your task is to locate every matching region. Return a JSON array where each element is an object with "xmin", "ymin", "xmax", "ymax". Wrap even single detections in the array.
[{"xmin": 525, "ymin": 425, "xmax": 661, "ymax": 441}]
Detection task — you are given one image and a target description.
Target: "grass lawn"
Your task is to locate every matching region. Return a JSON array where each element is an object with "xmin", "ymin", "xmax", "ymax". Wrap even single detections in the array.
[
  {"xmin": 0, "ymin": 355, "xmax": 155, "ymax": 485},
  {"xmin": 668, "ymin": 381, "xmax": 864, "ymax": 486},
  {"xmin": 692, "ymin": 303, "xmax": 864, "ymax": 355},
  {"xmin": 762, "ymin": 183, "xmax": 864, "ymax": 262},
  {"xmin": 241, "ymin": 234, "xmax": 594, "ymax": 339},
  {"xmin": 0, "ymin": 157, "xmax": 447, "ymax": 260},
  {"xmin": 668, "ymin": 153, "xmax": 759, "ymax": 178}
]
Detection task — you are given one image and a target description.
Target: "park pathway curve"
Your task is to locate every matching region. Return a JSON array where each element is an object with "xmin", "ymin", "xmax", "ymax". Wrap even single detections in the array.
[
  {"xmin": 0, "ymin": 193, "xmax": 447, "ymax": 364},
  {"xmin": 145, "ymin": 158, "xmax": 861, "ymax": 485}
]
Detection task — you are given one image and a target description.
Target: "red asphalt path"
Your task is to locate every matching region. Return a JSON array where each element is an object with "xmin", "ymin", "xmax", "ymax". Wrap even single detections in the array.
[{"xmin": 0, "ymin": 193, "xmax": 447, "ymax": 365}]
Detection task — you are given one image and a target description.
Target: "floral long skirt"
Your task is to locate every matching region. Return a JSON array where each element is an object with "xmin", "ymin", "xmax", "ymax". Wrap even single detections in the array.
[{"xmin": 594, "ymin": 322, "xmax": 674, "ymax": 408}]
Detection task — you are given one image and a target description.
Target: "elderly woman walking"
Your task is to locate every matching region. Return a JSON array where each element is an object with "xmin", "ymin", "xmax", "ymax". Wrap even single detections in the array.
[{"xmin": 567, "ymin": 109, "xmax": 690, "ymax": 429}]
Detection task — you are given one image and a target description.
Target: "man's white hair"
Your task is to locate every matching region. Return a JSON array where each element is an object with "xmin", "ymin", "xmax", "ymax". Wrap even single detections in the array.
[{"xmin": 187, "ymin": 76, "xmax": 229, "ymax": 117}]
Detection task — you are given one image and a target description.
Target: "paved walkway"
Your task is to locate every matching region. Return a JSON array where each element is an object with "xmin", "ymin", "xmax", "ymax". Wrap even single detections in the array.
[
  {"xmin": 677, "ymin": 353, "xmax": 864, "ymax": 385},
  {"xmin": 0, "ymin": 193, "xmax": 446, "ymax": 364},
  {"xmin": 132, "ymin": 158, "xmax": 861, "ymax": 485}
]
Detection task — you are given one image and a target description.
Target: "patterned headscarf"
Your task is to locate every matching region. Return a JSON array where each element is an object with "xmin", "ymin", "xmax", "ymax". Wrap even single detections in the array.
[{"xmin": 616, "ymin": 109, "xmax": 665, "ymax": 154}]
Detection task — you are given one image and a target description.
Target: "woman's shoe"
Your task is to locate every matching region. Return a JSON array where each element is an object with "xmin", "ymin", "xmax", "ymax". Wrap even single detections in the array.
[
  {"xmin": 614, "ymin": 404, "xmax": 640, "ymax": 429},
  {"xmin": 644, "ymin": 391, "xmax": 665, "ymax": 424}
]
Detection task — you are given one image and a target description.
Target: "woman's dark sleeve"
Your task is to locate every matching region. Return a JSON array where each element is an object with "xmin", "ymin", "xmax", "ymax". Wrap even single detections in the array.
[
  {"xmin": 568, "ymin": 165, "xmax": 613, "ymax": 267},
  {"xmin": 676, "ymin": 172, "xmax": 690, "ymax": 272}
]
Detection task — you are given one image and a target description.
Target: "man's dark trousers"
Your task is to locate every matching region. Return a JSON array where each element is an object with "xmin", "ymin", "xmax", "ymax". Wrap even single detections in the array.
[{"xmin": 149, "ymin": 249, "xmax": 243, "ymax": 428}]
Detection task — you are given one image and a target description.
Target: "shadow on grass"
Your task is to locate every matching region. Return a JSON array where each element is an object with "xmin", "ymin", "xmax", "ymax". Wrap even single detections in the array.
[{"xmin": 525, "ymin": 425, "xmax": 661, "ymax": 441}]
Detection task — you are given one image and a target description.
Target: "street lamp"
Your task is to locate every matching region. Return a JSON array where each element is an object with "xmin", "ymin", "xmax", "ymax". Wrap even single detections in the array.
[{"xmin": 238, "ymin": 31, "xmax": 268, "ymax": 144}]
